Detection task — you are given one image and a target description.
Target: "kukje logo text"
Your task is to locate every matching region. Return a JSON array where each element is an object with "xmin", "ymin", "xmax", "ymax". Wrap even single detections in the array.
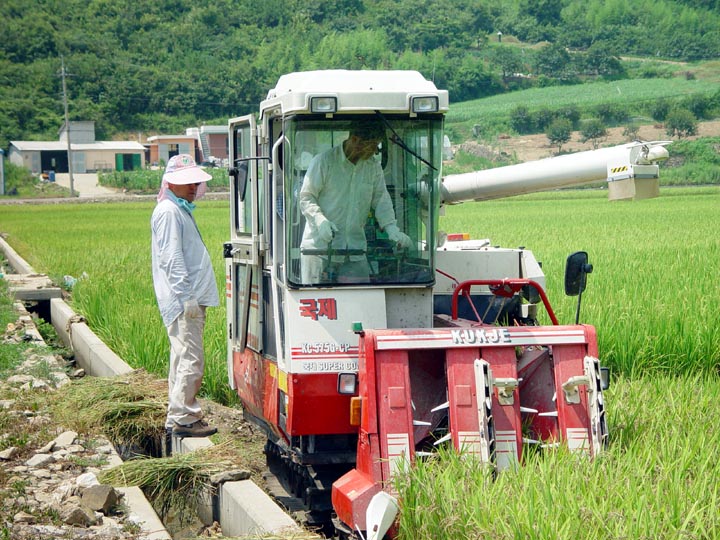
[{"xmin": 451, "ymin": 328, "xmax": 512, "ymax": 345}]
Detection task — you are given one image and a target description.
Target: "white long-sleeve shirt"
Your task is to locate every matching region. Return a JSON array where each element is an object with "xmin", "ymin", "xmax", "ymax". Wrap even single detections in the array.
[
  {"xmin": 151, "ymin": 199, "xmax": 219, "ymax": 327},
  {"xmin": 299, "ymin": 145, "xmax": 397, "ymax": 256}
]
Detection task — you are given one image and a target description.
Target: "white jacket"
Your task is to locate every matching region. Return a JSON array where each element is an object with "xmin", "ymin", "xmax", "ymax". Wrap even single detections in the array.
[
  {"xmin": 299, "ymin": 145, "xmax": 396, "ymax": 256},
  {"xmin": 151, "ymin": 199, "xmax": 219, "ymax": 327}
]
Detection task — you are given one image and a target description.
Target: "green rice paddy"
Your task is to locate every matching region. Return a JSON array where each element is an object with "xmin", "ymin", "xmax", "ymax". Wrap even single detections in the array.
[{"xmin": 1, "ymin": 186, "xmax": 719, "ymax": 539}]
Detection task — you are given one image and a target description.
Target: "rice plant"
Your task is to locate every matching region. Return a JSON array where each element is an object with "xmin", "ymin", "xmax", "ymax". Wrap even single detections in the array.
[
  {"xmin": 395, "ymin": 373, "xmax": 720, "ymax": 540},
  {"xmin": 0, "ymin": 187, "xmax": 718, "ymax": 395},
  {"xmin": 441, "ymin": 186, "xmax": 720, "ymax": 376}
]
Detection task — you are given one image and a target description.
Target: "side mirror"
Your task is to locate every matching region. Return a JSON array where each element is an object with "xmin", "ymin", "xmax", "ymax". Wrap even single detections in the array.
[
  {"xmin": 565, "ymin": 251, "xmax": 593, "ymax": 297},
  {"xmin": 565, "ymin": 251, "xmax": 593, "ymax": 324}
]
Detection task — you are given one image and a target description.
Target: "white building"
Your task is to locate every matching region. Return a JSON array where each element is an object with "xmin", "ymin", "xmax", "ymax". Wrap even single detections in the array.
[{"xmin": 9, "ymin": 121, "xmax": 145, "ymax": 174}]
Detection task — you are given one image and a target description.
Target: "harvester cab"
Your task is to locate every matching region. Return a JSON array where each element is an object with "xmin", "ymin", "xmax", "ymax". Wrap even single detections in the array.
[{"xmin": 224, "ymin": 70, "xmax": 669, "ymax": 537}]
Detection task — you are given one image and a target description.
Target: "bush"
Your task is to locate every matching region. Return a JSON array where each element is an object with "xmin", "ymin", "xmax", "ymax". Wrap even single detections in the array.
[
  {"xmin": 580, "ymin": 118, "xmax": 608, "ymax": 149},
  {"xmin": 510, "ymin": 105, "xmax": 534, "ymax": 134},
  {"xmin": 555, "ymin": 106, "xmax": 581, "ymax": 129},
  {"xmin": 595, "ymin": 103, "xmax": 629, "ymax": 125},
  {"xmin": 665, "ymin": 108, "xmax": 698, "ymax": 139},
  {"xmin": 546, "ymin": 118, "xmax": 573, "ymax": 152},
  {"xmin": 533, "ymin": 108, "xmax": 555, "ymax": 132},
  {"xmin": 1, "ymin": 163, "xmax": 33, "ymax": 196},
  {"xmin": 99, "ymin": 168, "xmax": 230, "ymax": 193},
  {"xmin": 0, "ymin": 163, "xmax": 67, "ymax": 198},
  {"xmin": 682, "ymin": 94, "xmax": 712, "ymax": 120},
  {"xmin": 622, "ymin": 123, "xmax": 641, "ymax": 141},
  {"xmin": 649, "ymin": 98, "xmax": 671, "ymax": 122}
]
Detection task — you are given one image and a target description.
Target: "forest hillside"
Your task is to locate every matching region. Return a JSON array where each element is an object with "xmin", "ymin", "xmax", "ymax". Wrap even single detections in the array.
[{"xmin": 2, "ymin": 0, "xmax": 719, "ymax": 148}]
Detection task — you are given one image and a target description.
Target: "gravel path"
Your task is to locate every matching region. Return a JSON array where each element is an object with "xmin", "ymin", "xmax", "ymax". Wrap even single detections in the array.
[{"xmin": 0, "ymin": 306, "xmax": 154, "ymax": 539}]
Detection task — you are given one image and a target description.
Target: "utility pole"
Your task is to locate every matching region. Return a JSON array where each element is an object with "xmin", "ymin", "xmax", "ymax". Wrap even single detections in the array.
[
  {"xmin": 61, "ymin": 56, "xmax": 75, "ymax": 197},
  {"xmin": 0, "ymin": 148, "xmax": 5, "ymax": 196}
]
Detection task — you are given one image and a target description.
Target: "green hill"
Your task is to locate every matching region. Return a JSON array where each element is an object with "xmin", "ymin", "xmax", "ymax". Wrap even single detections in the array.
[{"xmin": 2, "ymin": 0, "xmax": 720, "ymax": 150}]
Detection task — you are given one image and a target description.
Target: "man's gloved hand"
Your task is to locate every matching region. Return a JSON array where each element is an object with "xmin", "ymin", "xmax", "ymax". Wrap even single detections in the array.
[
  {"xmin": 183, "ymin": 299, "xmax": 203, "ymax": 319},
  {"xmin": 317, "ymin": 219, "xmax": 338, "ymax": 244},
  {"xmin": 386, "ymin": 224, "xmax": 413, "ymax": 250}
]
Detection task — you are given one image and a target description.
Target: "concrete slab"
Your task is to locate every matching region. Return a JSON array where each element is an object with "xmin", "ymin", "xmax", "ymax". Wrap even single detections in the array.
[
  {"xmin": 220, "ymin": 480, "xmax": 303, "ymax": 537},
  {"xmin": 170, "ymin": 434, "xmax": 308, "ymax": 536},
  {"xmin": 50, "ymin": 298, "xmax": 133, "ymax": 377},
  {"xmin": 117, "ymin": 487, "xmax": 172, "ymax": 540},
  {"xmin": 53, "ymin": 173, "xmax": 122, "ymax": 198},
  {"xmin": 3, "ymin": 273, "xmax": 62, "ymax": 300}
]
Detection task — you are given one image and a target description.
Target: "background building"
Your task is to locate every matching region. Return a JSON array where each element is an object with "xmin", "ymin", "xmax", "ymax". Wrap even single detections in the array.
[{"xmin": 8, "ymin": 121, "xmax": 145, "ymax": 174}]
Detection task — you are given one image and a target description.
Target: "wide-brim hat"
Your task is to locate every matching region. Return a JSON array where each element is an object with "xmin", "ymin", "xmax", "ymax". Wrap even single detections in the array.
[{"xmin": 162, "ymin": 154, "xmax": 212, "ymax": 185}]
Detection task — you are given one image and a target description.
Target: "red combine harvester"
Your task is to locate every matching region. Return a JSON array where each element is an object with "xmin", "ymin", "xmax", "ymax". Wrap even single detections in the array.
[{"xmin": 223, "ymin": 70, "xmax": 670, "ymax": 538}]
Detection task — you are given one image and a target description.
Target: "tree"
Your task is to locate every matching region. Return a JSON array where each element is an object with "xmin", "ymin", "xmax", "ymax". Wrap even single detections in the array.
[
  {"xmin": 520, "ymin": 0, "xmax": 562, "ymax": 26},
  {"xmin": 583, "ymin": 43, "xmax": 626, "ymax": 78},
  {"xmin": 510, "ymin": 105, "xmax": 534, "ymax": 134},
  {"xmin": 682, "ymin": 94, "xmax": 712, "ymax": 120},
  {"xmin": 580, "ymin": 118, "xmax": 607, "ymax": 149},
  {"xmin": 622, "ymin": 123, "xmax": 641, "ymax": 142},
  {"xmin": 491, "ymin": 46, "xmax": 524, "ymax": 80},
  {"xmin": 546, "ymin": 118, "xmax": 573, "ymax": 153},
  {"xmin": 665, "ymin": 108, "xmax": 698, "ymax": 139},
  {"xmin": 535, "ymin": 43, "xmax": 574, "ymax": 81}
]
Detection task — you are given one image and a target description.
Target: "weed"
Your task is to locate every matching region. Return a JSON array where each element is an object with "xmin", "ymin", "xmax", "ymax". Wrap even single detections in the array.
[
  {"xmin": 10, "ymin": 479, "xmax": 29, "ymax": 497},
  {"xmin": 67, "ymin": 454, "xmax": 108, "ymax": 468},
  {"xmin": 26, "ymin": 358, "xmax": 57, "ymax": 384}
]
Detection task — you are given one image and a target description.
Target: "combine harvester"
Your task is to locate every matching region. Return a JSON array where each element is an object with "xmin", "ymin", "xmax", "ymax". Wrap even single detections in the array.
[{"xmin": 223, "ymin": 70, "xmax": 669, "ymax": 539}]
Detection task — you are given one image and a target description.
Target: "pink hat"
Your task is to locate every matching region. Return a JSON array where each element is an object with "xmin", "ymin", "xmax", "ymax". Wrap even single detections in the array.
[{"xmin": 162, "ymin": 154, "xmax": 212, "ymax": 185}]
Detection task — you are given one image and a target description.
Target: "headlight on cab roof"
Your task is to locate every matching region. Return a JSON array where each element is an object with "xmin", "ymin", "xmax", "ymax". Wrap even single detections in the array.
[
  {"xmin": 310, "ymin": 96, "xmax": 337, "ymax": 113},
  {"xmin": 411, "ymin": 96, "xmax": 439, "ymax": 113}
]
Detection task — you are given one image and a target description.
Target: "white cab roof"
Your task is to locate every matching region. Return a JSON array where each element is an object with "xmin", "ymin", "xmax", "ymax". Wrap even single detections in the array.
[{"xmin": 261, "ymin": 70, "xmax": 449, "ymax": 115}]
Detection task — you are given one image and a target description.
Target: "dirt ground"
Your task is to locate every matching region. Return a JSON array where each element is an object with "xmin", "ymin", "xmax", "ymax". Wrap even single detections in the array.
[{"xmin": 485, "ymin": 119, "xmax": 720, "ymax": 162}]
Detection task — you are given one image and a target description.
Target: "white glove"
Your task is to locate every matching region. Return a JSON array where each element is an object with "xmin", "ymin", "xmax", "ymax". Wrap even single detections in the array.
[
  {"xmin": 317, "ymin": 219, "xmax": 338, "ymax": 244},
  {"xmin": 183, "ymin": 299, "xmax": 202, "ymax": 319},
  {"xmin": 386, "ymin": 225, "xmax": 412, "ymax": 250}
]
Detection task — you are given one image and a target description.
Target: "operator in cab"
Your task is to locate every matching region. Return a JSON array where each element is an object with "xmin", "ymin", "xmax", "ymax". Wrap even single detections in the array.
[{"xmin": 299, "ymin": 120, "xmax": 412, "ymax": 284}]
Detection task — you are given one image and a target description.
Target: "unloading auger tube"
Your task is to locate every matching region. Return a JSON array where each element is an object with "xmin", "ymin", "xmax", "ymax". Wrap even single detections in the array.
[{"xmin": 440, "ymin": 140, "xmax": 671, "ymax": 204}]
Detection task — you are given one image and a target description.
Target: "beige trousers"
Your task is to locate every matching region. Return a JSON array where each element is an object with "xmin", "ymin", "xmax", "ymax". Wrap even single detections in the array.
[{"xmin": 165, "ymin": 307, "xmax": 206, "ymax": 428}]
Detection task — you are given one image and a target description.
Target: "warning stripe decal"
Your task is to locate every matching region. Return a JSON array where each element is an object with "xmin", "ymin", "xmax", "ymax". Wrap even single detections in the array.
[{"xmin": 386, "ymin": 433, "xmax": 410, "ymax": 477}]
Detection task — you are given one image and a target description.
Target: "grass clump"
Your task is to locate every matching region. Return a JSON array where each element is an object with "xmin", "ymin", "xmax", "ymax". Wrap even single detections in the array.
[
  {"xmin": 0, "ymin": 163, "xmax": 69, "ymax": 199},
  {"xmin": 99, "ymin": 443, "xmax": 235, "ymax": 521},
  {"xmin": 0, "ymin": 280, "xmax": 22, "ymax": 375},
  {"xmin": 51, "ymin": 369, "xmax": 167, "ymax": 449}
]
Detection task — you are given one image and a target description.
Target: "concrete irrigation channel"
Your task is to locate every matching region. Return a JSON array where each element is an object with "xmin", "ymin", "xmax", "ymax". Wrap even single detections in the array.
[{"xmin": 0, "ymin": 235, "xmax": 308, "ymax": 539}]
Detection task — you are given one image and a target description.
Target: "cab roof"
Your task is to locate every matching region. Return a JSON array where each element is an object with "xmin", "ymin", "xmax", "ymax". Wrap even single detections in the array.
[{"xmin": 260, "ymin": 70, "xmax": 449, "ymax": 115}]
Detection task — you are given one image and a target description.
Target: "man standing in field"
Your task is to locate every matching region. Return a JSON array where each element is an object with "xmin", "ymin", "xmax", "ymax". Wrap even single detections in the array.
[{"xmin": 151, "ymin": 154, "xmax": 219, "ymax": 439}]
